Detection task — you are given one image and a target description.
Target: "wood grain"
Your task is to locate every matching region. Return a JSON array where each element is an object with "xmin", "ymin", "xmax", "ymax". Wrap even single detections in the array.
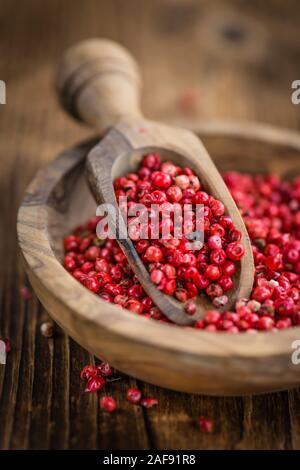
[{"xmin": 1, "ymin": 0, "xmax": 300, "ymax": 450}]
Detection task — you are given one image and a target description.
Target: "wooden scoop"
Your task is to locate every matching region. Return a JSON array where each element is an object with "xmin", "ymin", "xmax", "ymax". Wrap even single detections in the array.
[{"xmin": 56, "ymin": 38, "xmax": 254, "ymax": 326}]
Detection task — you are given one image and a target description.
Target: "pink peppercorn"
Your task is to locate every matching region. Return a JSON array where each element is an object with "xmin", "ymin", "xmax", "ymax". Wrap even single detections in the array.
[
  {"xmin": 81, "ymin": 365, "xmax": 97, "ymax": 381},
  {"xmin": 97, "ymin": 361, "xmax": 113, "ymax": 377},
  {"xmin": 198, "ymin": 416, "xmax": 213, "ymax": 433},
  {"xmin": 152, "ymin": 171, "xmax": 172, "ymax": 189},
  {"xmin": 174, "ymin": 174, "xmax": 190, "ymax": 189},
  {"xmin": 20, "ymin": 286, "xmax": 31, "ymax": 301},
  {"xmin": 144, "ymin": 246, "xmax": 163, "ymax": 262},
  {"xmin": 126, "ymin": 387, "xmax": 142, "ymax": 404},
  {"xmin": 226, "ymin": 242, "xmax": 245, "ymax": 261},
  {"xmin": 85, "ymin": 375, "xmax": 105, "ymax": 393},
  {"xmin": 150, "ymin": 268, "xmax": 164, "ymax": 285},
  {"xmin": 140, "ymin": 397, "xmax": 158, "ymax": 408},
  {"xmin": 204, "ymin": 310, "xmax": 221, "ymax": 324},
  {"xmin": 100, "ymin": 396, "xmax": 117, "ymax": 412},
  {"xmin": 185, "ymin": 301, "xmax": 197, "ymax": 315}
]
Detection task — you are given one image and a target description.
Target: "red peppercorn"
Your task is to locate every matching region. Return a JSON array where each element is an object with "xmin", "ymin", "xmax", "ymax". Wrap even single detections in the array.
[
  {"xmin": 256, "ymin": 316, "xmax": 274, "ymax": 331},
  {"xmin": 85, "ymin": 375, "xmax": 105, "ymax": 393},
  {"xmin": 194, "ymin": 191, "xmax": 210, "ymax": 204},
  {"xmin": 152, "ymin": 171, "xmax": 172, "ymax": 189},
  {"xmin": 205, "ymin": 265, "xmax": 222, "ymax": 281},
  {"xmin": 97, "ymin": 361, "xmax": 113, "ymax": 377},
  {"xmin": 140, "ymin": 397, "xmax": 158, "ymax": 408},
  {"xmin": 126, "ymin": 299, "xmax": 144, "ymax": 314},
  {"xmin": 185, "ymin": 301, "xmax": 197, "ymax": 315},
  {"xmin": 228, "ymin": 229, "xmax": 242, "ymax": 242},
  {"xmin": 163, "ymin": 263, "xmax": 176, "ymax": 279},
  {"xmin": 95, "ymin": 258, "xmax": 109, "ymax": 273},
  {"xmin": 85, "ymin": 246, "xmax": 101, "ymax": 261},
  {"xmin": 141, "ymin": 296, "xmax": 153, "ymax": 310},
  {"xmin": 210, "ymin": 199, "xmax": 225, "ymax": 217},
  {"xmin": 144, "ymin": 246, "xmax": 163, "ymax": 262},
  {"xmin": 185, "ymin": 282, "xmax": 198, "ymax": 298},
  {"xmin": 222, "ymin": 261, "xmax": 236, "ymax": 276},
  {"xmin": 274, "ymin": 298, "xmax": 295, "ymax": 316},
  {"xmin": 128, "ymin": 284, "xmax": 144, "ymax": 299},
  {"xmin": 213, "ymin": 295, "xmax": 229, "ymax": 308},
  {"xmin": 206, "ymin": 283, "xmax": 223, "ymax": 298},
  {"xmin": 100, "ymin": 396, "xmax": 117, "ymax": 412},
  {"xmin": 161, "ymin": 278, "xmax": 176, "ymax": 296},
  {"xmin": 143, "ymin": 153, "xmax": 160, "ymax": 170},
  {"xmin": 265, "ymin": 254, "xmax": 283, "ymax": 271},
  {"xmin": 20, "ymin": 286, "xmax": 31, "ymax": 301},
  {"xmin": 126, "ymin": 387, "xmax": 142, "ymax": 404},
  {"xmin": 219, "ymin": 276, "xmax": 234, "ymax": 291},
  {"xmin": 276, "ymin": 318, "xmax": 292, "ymax": 329},
  {"xmin": 150, "ymin": 268, "xmax": 164, "ymax": 285},
  {"xmin": 64, "ymin": 256, "xmax": 77, "ymax": 272},
  {"xmin": 83, "ymin": 277, "xmax": 100, "ymax": 293},
  {"xmin": 210, "ymin": 249, "xmax": 227, "ymax": 265},
  {"xmin": 208, "ymin": 235, "xmax": 223, "ymax": 250},
  {"xmin": 194, "ymin": 320, "xmax": 204, "ymax": 329},
  {"xmin": 226, "ymin": 242, "xmax": 245, "ymax": 261},
  {"xmin": 174, "ymin": 174, "xmax": 190, "ymax": 189},
  {"xmin": 150, "ymin": 190, "xmax": 168, "ymax": 204},
  {"xmin": 136, "ymin": 240, "xmax": 149, "ymax": 254},
  {"xmin": 81, "ymin": 365, "xmax": 97, "ymax": 381},
  {"xmin": 198, "ymin": 416, "xmax": 213, "ymax": 433},
  {"xmin": 252, "ymin": 285, "xmax": 273, "ymax": 302},
  {"xmin": 64, "ymin": 235, "xmax": 79, "ymax": 251},
  {"xmin": 204, "ymin": 310, "xmax": 221, "ymax": 324},
  {"xmin": 81, "ymin": 261, "xmax": 94, "ymax": 273},
  {"xmin": 166, "ymin": 185, "xmax": 182, "ymax": 202},
  {"xmin": 161, "ymin": 161, "xmax": 178, "ymax": 176},
  {"xmin": 175, "ymin": 288, "xmax": 188, "ymax": 303}
]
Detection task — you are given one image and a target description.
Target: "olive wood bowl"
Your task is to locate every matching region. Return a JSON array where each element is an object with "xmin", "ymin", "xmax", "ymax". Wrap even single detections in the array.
[{"xmin": 17, "ymin": 120, "xmax": 300, "ymax": 396}]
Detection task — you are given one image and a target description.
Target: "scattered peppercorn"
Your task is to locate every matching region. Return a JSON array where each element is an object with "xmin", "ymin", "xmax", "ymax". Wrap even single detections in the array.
[
  {"xmin": 140, "ymin": 397, "xmax": 158, "ymax": 408},
  {"xmin": 126, "ymin": 387, "xmax": 142, "ymax": 404},
  {"xmin": 20, "ymin": 286, "xmax": 31, "ymax": 301},
  {"xmin": 97, "ymin": 361, "xmax": 113, "ymax": 377},
  {"xmin": 100, "ymin": 396, "xmax": 117, "ymax": 412},
  {"xmin": 40, "ymin": 321, "xmax": 54, "ymax": 338},
  {"xmin": 198, "ymin": 416, "xmax": 213, "ymax": 433}
]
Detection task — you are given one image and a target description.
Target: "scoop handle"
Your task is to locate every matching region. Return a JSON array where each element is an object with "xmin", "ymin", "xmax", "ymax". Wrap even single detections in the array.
[{"xmin": 56, "ymin": 38, "xmax": 142, "ymax": 133}]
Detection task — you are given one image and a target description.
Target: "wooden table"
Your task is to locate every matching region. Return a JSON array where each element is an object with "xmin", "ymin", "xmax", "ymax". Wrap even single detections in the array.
[{"xmin": 1, "ymin": 0, "xmax": 300, "ymax": 450}]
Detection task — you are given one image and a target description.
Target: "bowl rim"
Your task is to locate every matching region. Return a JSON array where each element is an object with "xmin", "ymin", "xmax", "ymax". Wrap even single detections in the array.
[{"xmin": 17, "ymin": 119, "xmax": 300, "ymax": 361}]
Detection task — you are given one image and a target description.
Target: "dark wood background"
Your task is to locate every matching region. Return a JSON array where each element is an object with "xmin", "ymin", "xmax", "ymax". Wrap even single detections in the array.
[{"xmin": 1, "ymin": 0, "xmax": 300, "ymax": 450}]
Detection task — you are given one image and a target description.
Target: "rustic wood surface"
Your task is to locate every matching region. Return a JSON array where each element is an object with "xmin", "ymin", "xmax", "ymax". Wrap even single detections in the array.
[{"xmin": 1, "ymin": 0, "xmax": 300, "ymax": 449}]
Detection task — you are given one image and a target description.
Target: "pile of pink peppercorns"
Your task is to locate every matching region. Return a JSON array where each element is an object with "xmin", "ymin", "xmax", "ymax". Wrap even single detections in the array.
[{"xmin": 63, "ymin": 153, "xmax": 300, "ymax": 332}]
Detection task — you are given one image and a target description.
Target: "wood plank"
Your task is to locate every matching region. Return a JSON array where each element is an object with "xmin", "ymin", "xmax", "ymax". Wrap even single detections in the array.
[
  {"xmin": 237, "ymin": 394, "xmax": 292, "ymax": 450},
  {"xmin": 49, "ymin": 329, "xmax": 70, "ymax": 450}
]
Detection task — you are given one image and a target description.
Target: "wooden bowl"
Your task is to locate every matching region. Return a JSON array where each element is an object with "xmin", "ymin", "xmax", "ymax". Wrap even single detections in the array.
[{"xmin": 17, "ymin": 120, "xmax": 300, "ymax": 396}]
